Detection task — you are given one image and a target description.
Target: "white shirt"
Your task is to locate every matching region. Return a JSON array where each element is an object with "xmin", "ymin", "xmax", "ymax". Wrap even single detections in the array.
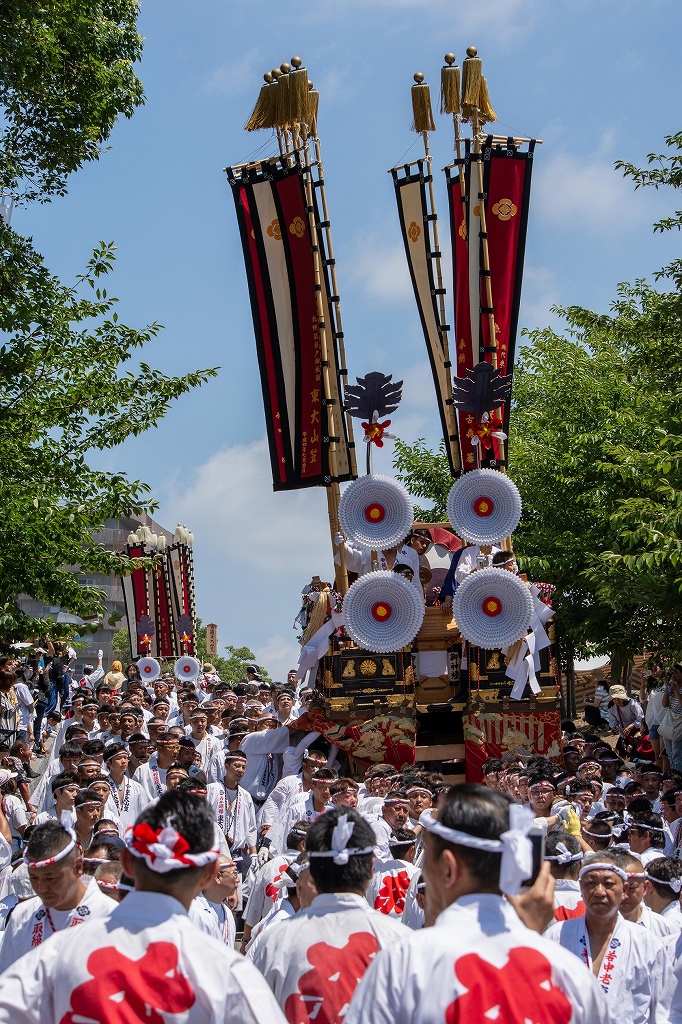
[
  {"xmin": 133, "ymin": 755, "xmax": 169, "ymax": 802},
  {"xmin": 239, "ymin": 727, "xmax": 290, "ymax": 801},
  {"xmin": 552, "ymin": 877, "xmax": 586, "ymax": 921},
  {"xmin": 245, "ymin": 899, "xmax": 296, "ymax": 961},
  {"xmin": 207, "ymin": 900, "xmax": 236, "ymax": 947},
  {"xmin": 366, "ymin": 859, "xmax": 419, "ymax": 918},
  {"xmin": 244, "ymin": 854, "xmax": 299, "ymax": 928},
  {"xmin": 633, "ymin": 901, "xmax": 680, "ymax": 939},
  {"xmin": 545, "ymin": 913, "xmax": 670, "ymax": 1024},
  {"xmin": 400, "ymin": 870, "xmax": 424, "ymax": 930},
  {"xmin": 0, "ymin": 890, "xmax": 286, "ymax": 1024},
  {"xmin": 371, "ymin": 815, "xmax": 393, "ymax": 864},
  {"xmin": 347, "ymin": 893, "xmax": 607, "ymax": 1024},
  {"xmin": 102, "ymin": 776, "xmax": 148, "ymax": 837},
  {"xmin": 206, "ymin": 784, "xmax": 256, "ymax": 855},
  {"xmin": 252, "ymin": 891, "xmax": 408, "ymax": 1024},
  {"xmin": 454, "ymin": 544, "xmax": 501, "ymax": 584},
  {"xmin": 0, "ymin": 876, "xmax": 114, "ymax": 972}
]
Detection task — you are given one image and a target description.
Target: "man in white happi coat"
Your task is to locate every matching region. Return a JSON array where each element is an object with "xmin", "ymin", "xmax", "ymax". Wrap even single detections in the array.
[
  {"xmin": 544, "ymin": 832, "xmax": 586, "ymax": 921},
  {"xmin": 186, "ymin": 708, "xmax": 223, "ymax": 773},
  {"xmin": 619, "ymin": 851, "xmax": 679, "ymax": 940},
  {"xmin": 101, "ymin": 742, "xmax": 148, "ymax": 837},
  {"xmin": 252, "ymin": 807, "xmax": 409, "ymax": 1024},
  {"xmin": 545, "ymin": 850, "xmax": 671, "ymax": 1023},
  {"xmin": 366, "ymin": 828, "xmax": 419, "ymax": 918},
  {"xmin": 0, "ymin": 819, "xmax": 114, "ymax": 972},
  {"xmin": 133, "ymin": 731, "xmax": 181, "ymax": 801},
  {"xmin": 371, "ymin": 791, "xmax": 411, "ymax": 863},
  {"xmin": 644, "ymin": 856, "xmax": 682, "ymax": 932},
  {"xmin": 206, "ymin": 752, "xmax": 257, "ymax": 877},
  {"xmin": 345, "ymin": 783, "xmax": 609, "ymax": 1024},
  {"xmin": 0, "ymin": 791, "xmax": 287, "ymax": 1024},
  {"xmin": 258, "ymin": 748, "xmax": 326, "ymax": 854},
  {"xmin": 203, "ymin": 853, "xmax": 239, "ymax": 947},
  {"xmin": 628, "ymin": 810, "xmax": 668, "ymax": 867},
  {"xmin": 241, "ymin": 823, "xmax": 309, "ymax": 952},
  {"xmin": 282, "ymin": 768, "xmax": 335, "ymax": 837}
]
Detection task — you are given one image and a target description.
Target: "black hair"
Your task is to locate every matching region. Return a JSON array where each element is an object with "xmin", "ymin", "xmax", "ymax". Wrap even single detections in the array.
[
  {"xmin": 545, "ymin": 832, "xmax": 581, "ymax": 858},
  {"xmin": 75, "ymin": 786, "xmax": 103, "ymax": 807},
  {"xmin": 646, "ymin": 857, "xmax": 682, "ymax": 899},
  {"xmin": 626, "ymin": 797, "xmax": 654, "ymax": 815},
  {"xmin": 491, "ymin": 549, "xmax": 514, "ymax": 566},
  {"xmin": 51, "ymin": 770, "xmax": 79, "ymax": 794},
  {"xmin": 430, "ymin": 783, "xmax": 511, "ymax": 890},
  {"xmin": 64, "ymin": 724, "xmax": 88, "ymax": 741},
  {"xmin": 85, "ymin": 840, "xmax": 123, "ymax": 862},
  {"xmin": 25, "ymin": 820, "xmax": 77, "ymax": 863},
  {"xmin": 82, "ymin": 740, "xmax": 104, "ymax": 756},
  {"xmin": 630, "ymin": 810, "xmax": 666, "ymax": 849},
  {"xmin": 287, "ymin": 820, "xmax": 311, "ymax": 849},
  {"xmin": 103, "ymin": 741, "xmax": 128, "ymax": 762},
  {"xmin": 132, "ymin": 790, "xmax": 215, "ymax": 885},
  {"xmin": 389, "ymin": 826, "xmax": 417, "ymax": 853},
  {"xmin": 93, "ymin": 818, "xmax": 120, "ymax": 833},
  {"xmin": 306, "ymin": 807, "xmax": 375, "ymax": 893},
  {"xmin": 177, "ymin": 778, "xmax": 207, "ymax": 795}
]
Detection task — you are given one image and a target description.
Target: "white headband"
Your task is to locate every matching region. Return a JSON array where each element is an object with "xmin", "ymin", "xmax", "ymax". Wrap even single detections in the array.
[
  {"xmin": 579, "ymin": 862, "xmax": 628, "ymax": 883},
  {"xmin": 420, "ymin": 805, "xmax": 535, "ymax": 897},
  {"xmin": 545, "ymin": 842, "xmax": 583, "ymax": 864},
  {"xmin": 24, "ymin": 812, "xmax": 78, "ymax": 869},
  {"xmin": 645, "ymin": 871, "xmax": 682, "ymax": 892},
  {"xmin": 307, "ymin": 815, "xmax": 374, "ymax": 866}
]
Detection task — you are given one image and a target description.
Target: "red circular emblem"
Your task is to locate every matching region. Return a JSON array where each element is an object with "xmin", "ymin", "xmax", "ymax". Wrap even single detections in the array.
[
  {"xmin": 371, "ymin": 601, "xmax": 392, "ymax": 622},
  {"xmin": 143, "ymin": 665, "xmax": 152, "ymax": 674},
  {"xmin": 364, "ymin": 502, "xmax": 386, "ymax": 523},
  {"xmin": 183, "ymin": 665, "xmax": 191, "ymax": 673},
  {"xmin": 482, "ymin": 597, "xmax": 502, "ymax": 617},
  {"xmin": 473, "ymin": 496, "xmax": 494, "ymax": 517}
]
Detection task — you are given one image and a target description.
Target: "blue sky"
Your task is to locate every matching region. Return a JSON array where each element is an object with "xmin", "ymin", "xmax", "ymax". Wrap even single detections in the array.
[{"xmin": 15, "ymin": 0, "xmax": 681, "ymax": 679}]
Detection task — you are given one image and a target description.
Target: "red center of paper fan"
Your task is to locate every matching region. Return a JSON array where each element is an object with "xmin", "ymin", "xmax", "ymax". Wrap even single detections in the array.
[
  {"xmin": 371, "ymin": 601, "xmax": 393, "ymax": 622},
  {"xmin": 482, "ymin": 597, "xmax": 502, "ymax": 617},
  {"xmin": 183, "ymin": 665, "xmax": 191, "ymax": 674},
  {"xmin": 473, "ymin": 496, "xmax": 494, "ymax": 517},
  {"xmin": 364, "ymin": 502, "xmax": 386, "ymax": 523},
  {"xmin": 143, "ymin": 665, "xmax": 153, "ymax": 674}
]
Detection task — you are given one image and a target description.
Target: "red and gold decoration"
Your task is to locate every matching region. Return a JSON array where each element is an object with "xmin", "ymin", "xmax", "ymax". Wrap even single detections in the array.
[{"xmin": 463, "ymin": 708, "xmax": 563, "ymax": 782}]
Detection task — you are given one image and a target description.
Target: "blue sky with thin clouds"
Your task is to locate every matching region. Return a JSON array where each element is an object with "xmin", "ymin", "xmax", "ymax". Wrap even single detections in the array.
[{"xmin": 16, "ymin": 0, "xmax": 681, "ymax": 678}]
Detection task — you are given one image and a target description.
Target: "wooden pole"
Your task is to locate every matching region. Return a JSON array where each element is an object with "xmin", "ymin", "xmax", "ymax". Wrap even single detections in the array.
[{"xmin": 294, "ymin": 114, "xmax": 349, "ymax": 594}]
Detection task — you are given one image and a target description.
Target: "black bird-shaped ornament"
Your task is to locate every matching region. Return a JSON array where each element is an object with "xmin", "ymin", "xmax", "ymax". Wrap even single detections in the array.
[{"xmin": 452, "ymin": 361, "xmax": 512, "ymax": 417}]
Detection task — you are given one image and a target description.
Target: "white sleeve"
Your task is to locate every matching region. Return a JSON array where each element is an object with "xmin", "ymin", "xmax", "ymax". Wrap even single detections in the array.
[
  {"xmin": 454, "ymin": 547, "xmax": 477, "ymax": 584},
  {"xmin": 0, "ymin": 942, "xmax": 56, "ymax": 1024},
  {"xmin": 345, "ymin": 945, "xmax": 405, "ymax": 1024},
  {"xmin": 240, "ymin": 727, "xmax": 290, "ymax": 756},
  {"xmin": 88, "ymin": 665, "xmax": 104, "ymax": 685},
  {"xmin": 282, "ymin": 731, "xmax": 321, "ymax": 777}
]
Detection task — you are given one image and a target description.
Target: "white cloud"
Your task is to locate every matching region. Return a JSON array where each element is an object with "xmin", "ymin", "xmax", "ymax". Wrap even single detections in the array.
[
  {"xmin": 518, "ymin": 265, "xmax": 563, "ymax": 332},
  {"xmin": 338, "ymin": 0, "xmax": 542, "ymax": 40},
  {"xmin": 533, "ymin": 150, "xmax": 658, "ymax": 234},
  {"xmin": 347, "ymin": 234, "xmax": 412, "ymax": 303},
  {"xmin": 254, "ymin": 634, "xmax": 301, "ymax": 683}
]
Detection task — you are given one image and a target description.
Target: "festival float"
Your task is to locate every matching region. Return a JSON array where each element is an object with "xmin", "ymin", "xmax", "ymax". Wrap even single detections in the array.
[{"xmin": 222, "ymin": 50, "xmax": 563, "ymax": 780}]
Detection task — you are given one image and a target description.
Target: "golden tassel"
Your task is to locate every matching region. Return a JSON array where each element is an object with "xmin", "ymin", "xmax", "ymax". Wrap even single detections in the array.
[
  {"xmin": 300, "ymin": 584, "xmax": 331, "ymax": 647},
  {"xmin": 440, "ymin": 56, "xmax": 460, "ymax": 115},
  {"xmin": 478, "ymin": 75, "xmax": 497, "ymax": 124},
  {"xmin": 288, "ymin": 58, "xmax": 310, "ymax": 126},
  {"xmin": 461, "ymin": 47, "xmax": 482, "ymax": 107},
  {"xmin": 244, "ymin": 73, "xmax": 275, "ymax": 132},
  {"xmin": 307, "ymin": 82, "xmax": 319, "ymax": 135},
  {"xmin": 274, "ymin": 65, "xmax": 291, "ymax": 128},
  {"xmin": 410, "ymin": 74, "xmax": 435, "ymax": 133}
]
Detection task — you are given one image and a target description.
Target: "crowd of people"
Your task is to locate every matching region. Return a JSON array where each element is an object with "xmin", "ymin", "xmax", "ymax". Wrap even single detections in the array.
[{"xmin": 0, "ymin": 650, "xmax": 679, "ymax": 1021}]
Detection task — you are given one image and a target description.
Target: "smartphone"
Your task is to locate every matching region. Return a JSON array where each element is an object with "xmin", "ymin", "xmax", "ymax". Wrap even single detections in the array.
[{"xmin": 523, "ymin": 827, "xmax": 546, "ymax": 886}]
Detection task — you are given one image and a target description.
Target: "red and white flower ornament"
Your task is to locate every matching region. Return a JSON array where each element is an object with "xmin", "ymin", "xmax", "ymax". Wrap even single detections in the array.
[{"xmin": 124, "ymin": 822, "xmax": 219, "ymax": 874}]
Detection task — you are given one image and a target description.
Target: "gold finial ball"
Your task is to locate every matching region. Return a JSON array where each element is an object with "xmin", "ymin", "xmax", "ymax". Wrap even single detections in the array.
[
  {"xmin": 413, "ymin": 72, "xmax": 425, "ymax": 84},
  {"xmin": 307, "ymin": 80, "xmax": 314, "ymax": 90},
  {"xmin": 444, "ymin": 53, "xmax": 456, "ymax": 65},
  {"xmin": 280, "ymin": 62, "xmax": 291, "ymax": 74},
  {"xmin": 271, "ymin": 68, "xmax": 282, "ymax": 79},
  {"xmin": 264, "ymin": 72, "xmax": 273, "ymax": 83},
  {"xmin": 291, "ymin": 56, "xmax": 302, "ymax": 68},
  {"xmin": 466, "ymin": 46, "xmax": 478, "ymax": 58}
]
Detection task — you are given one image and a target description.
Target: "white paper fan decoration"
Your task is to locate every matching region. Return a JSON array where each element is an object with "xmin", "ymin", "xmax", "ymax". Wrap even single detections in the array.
[
  {"xmin": 342, "ymin": 571, "xmax": 425, "ymax": 654},
  {"xmin": 453, "ymin": 567, "xmax": 533, "ymax": 649},
  {"xmin": 446, "ymin": 468, "xmax": 522, "ymax": 545},
  {"xmin": 339, "ymin": 474, "xmax": 414, "ymax": 551}
]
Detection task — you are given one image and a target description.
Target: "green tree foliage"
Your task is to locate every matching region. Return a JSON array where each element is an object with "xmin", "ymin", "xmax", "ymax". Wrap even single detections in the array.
[
  {"xmin": 393, "ymin": 438, "xmax": 453, "ymax": 521},
  {"xmin": 0, "ymin": 232, "xmax": 217, "ymax": 642},
  {"xmin": 0, "ymin": 0, "xmax": 144, "ymax": 202},
  {"xmin": 394, "ymin": 133, "xmax": 682, "ymax": 663}
]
